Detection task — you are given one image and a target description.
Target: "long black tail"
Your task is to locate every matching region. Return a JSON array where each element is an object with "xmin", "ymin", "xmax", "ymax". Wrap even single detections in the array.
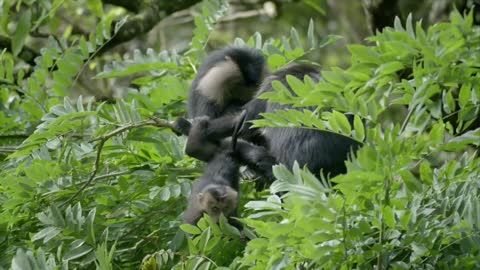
[{"xmin": 231, "ymin": 110, "xmax": 247, "ymax": 151}]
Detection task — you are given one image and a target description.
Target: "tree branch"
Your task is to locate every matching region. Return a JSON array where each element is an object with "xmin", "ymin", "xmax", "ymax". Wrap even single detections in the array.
[
  {"xmin": 101, "ymin": 0, "xmax": 201, "ymax": 51},
  {"xmin": 62, "ymin": 117, "xmax": 180, "ymax": 206},
  {"xmin": 3, "ymin": 0, "xmax": 202, "ymax": 62},
  {"xmin": 0, "ymin": 146, "xmax": 17, "ymax": 154}
]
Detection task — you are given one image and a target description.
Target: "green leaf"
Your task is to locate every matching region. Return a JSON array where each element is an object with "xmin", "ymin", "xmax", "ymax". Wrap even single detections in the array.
[
  {"xmin": 290, "ymin": 27, "xmax": 302, "ymax": 49},
  {"xmin": 0, "ymin": 1, "xmax": 10, "ymax": 33},
  {"xmin": 281, "ymin": 36, "xmax": 292, "ymax": 51},
  {"xmin": 272, "ymin": 164, "xmax": 294, "ymax": 183},
  {"xmin": 190, "ymin": 0, "xmax": 229, "ymax": 52},
  {"xmin": 419, "ymin": 161, "xmax": 433, "ymax": 185},
  {"xmin": 375, "ymin": 61, "xmax": 404, "ymax": 76},
  {"xmin": 318, "ymin": 34, "xmax": 343, "ymax": 48},
  {"xmin": 304, "ymin": 1, "xmax": 325, "ymax": 14},
  {"xmin": 267, "ymin": 54, "xmax": 287, "ymax": 70},
  {"xmin": 198, "ymin": 227, "xmax": 212, "ymax": 253},
  {"xmin": 11, "ymin": 9, "xmax": 31, "ymax": 56},
  {"xmin": 353, "ymin": 115, "xmax": 365, "ymax": 141},
  {"xmin": 411, "ymin": 242, "xmax": 428, "ymax": 257},
  {"xmin": 458, "ymin": 83, "xmax": 472, "ymax": 108},
  {"xmin": 405, "ymin": 13, "xmax": 415, "ymax": 38},
  {"xmin": 286, "ymin": 75, "xmax": 307, "ymax": 96},
  {"xmin": 32, "ymin": 227, "xmax": 62, "ymax": 243},
  {"xmin": 64, "ymin": 245, "xmax": 93, "ymax": 261},
  {"xmin": 11, "ymin": 249, "xmax": 33, "ymax": 270},
  {"xmin": 442, "ymin": 89, "xmax": 456, "ymax": 113},
  {"xmin": 180, "ymin": 224, "xmax": 202, "ymax": 235},
  {"xmin": 348, "ymin": 44, "xmax": 380, "ymax": 64},
  {"xmin": 50, "ymin": 205, "xmax": 66, "ymax": 227},
  {"xmin": 85, "ymin": 208, "xmax": 96, "ymax": 245},
  {"xmin": 219, "ymin": 215, "xmax": 241, "ymax": 238},
  {"xmin": 160, "ymin": 187, "xmax": 171, "ymax": 201},
  {"xmin": 325, "ymin": 112, "xmax": 339, "ymax": 133},
  {"xmin": 429, "ymin": 122, "xmax": 445, "ymax": 145},
  {"xmin": 307, "ymin": 19, "xmax": 316, "ymax": 49},
  {"xmin": 383, "ymin": 206, "xmax": 395, "ymax": 229},
  {"xmin": 87, "ymin": 0, "xmax": 104, "ymax": 17},
  {"xmin": 440, "ymin": 128, "xmax": 480, "ymax": 151},
  {"xmin": 399, "ymin": 170, "xmax": 422, "ymax": 193},
  {"xmin": 393, "ymin": 16, "xmax": 404, "ymax": 31},
  {"xmin": 332, "ymin": 111, "xmax": 352, "ymax": 135},
  {"xmin": 247, "ymin": 32, "xmax": 262, "ymax": 49}
]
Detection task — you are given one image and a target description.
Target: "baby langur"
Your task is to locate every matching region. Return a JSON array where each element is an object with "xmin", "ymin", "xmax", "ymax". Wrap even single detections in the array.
[
  {"xmin": 182, "ymin": 113, "xmax": 248, "ymax": 229},
  {"xmin": 175, "ymin": 112, "xmax": 277, "ymax": 180},
  {"xmin": 187, "ymin": 47, "xmax": 267, "ymax": 119},
  {"xmin": 182, "ymin": 150, "xmax": 241, "ymax": 228}
]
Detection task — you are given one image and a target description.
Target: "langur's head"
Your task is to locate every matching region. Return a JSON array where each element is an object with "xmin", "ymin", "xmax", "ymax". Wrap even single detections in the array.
[
  {"xmin": 224, "ymin": 47, "xmax": 268, "ymax": 86},
  {"xmin": 196, "ymin": 184, "xmax": 238, "ymax": 222}
]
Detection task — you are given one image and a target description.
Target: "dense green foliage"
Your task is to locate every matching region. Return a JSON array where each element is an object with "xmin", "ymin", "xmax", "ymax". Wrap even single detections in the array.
[{"xmin": 1, "ymin": 0, "xmax": 480, "ymax": 269}]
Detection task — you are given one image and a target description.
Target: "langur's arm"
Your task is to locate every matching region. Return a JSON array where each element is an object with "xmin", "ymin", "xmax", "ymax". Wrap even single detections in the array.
[
  {"xmin": 205, "ymin": 98, "xmax": 267, "ymax": 139},
  {"xmin": 234, "ymin": 140, "xmax": 276, "ymax": 185}
]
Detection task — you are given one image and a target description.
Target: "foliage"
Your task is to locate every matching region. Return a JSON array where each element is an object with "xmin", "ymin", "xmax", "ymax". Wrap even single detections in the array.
[
  {"xmin": 240, "ymin": 11, "xmax": 480, "ymax": 269},
  {"xmin": 1, "ymin": 0, "xmax": 480, "ymax": 269}
]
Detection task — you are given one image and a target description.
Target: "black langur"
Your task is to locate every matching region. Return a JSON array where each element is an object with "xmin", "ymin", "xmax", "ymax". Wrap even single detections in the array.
[
  {"xmin": 187, "ymin": 47, "xmax": 268, "ymax": 119},
  {"xmin": 182, "ymin": 147, "xmax": 241, "ymax": 228},
  {"xmin": 180, "ymin": 64, "xmax": 362, "ymax": 188},
  {"xmin": 173, "ymin": 46, "xmax": 269, "ymax": 179},
  {"xmin": 175, "ymin": 110, "xmax": 275, "ymax": 179},
  {"xmin": 182, "ymin": 115, "xmax": 276, "ymax": 228},
  {"xmin": 250, "ymin": 65, "xmax": 361, "ymax": 179}
]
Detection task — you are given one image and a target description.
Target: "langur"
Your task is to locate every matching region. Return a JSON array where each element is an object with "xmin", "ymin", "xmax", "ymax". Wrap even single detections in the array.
[
  {"xmin": 180, "ymin": 64, "xmax": 362, "ymax": 188},
  {"xmin": 187, "ymin": 47, "xmax": 267, "ymax": 119}
]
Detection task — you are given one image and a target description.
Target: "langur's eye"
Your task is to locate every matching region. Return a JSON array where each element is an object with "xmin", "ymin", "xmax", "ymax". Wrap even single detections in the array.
[{"xmin": 212, "ymin": 206, "xmax": 220, "ymax": 212}]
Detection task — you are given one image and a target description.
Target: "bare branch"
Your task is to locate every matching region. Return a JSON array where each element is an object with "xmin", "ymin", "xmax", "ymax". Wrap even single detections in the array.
[{"xmin": 93, "ymin": 170, "xmax": 132, "ymax": 181}]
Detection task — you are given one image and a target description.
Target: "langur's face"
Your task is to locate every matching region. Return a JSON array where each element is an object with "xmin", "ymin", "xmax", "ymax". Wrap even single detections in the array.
[{"xmin": 198, "ymin": 185, "xmax": 238, "ymax": 222}]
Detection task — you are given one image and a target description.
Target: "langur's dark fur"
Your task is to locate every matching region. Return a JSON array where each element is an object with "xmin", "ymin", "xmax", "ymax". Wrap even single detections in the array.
[
  {"xmin": 181, "ymin": 112, "xmax": 276, "ymax": 228},
  {"xmin": 182, "ymin": 149, "xmax": 242, "ymax": 228},
  {"xmin": 248, "ymin": 65, "xmax": 361, "ymax": 178},
  {"xmin": 187, "ymin": 47, "xmax": 267, "ymax": 119},
  {"xmin": 183, "ymin": 64, "xmax": 362, "ymax": 188}
]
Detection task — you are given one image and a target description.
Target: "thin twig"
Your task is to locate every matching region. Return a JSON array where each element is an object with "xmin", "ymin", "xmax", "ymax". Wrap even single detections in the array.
[
  {"xmin": 0, "ymin": 146, "xmax": 17, "ymax": 154},
  {"xmin": 72, "ymin": 18, "xmax": 125, "ymax": 88},
  {"xmin": 42, "ymin": 170, "xmax": 133, "ymax": 198},
  {"xmin": 62, "ymin": 117, "xmax": 179, "ymax": 206},
  {"xmin": 400, "ymin": 108, "xmax": 413, "ymax": 133},
  {"xmin": 93, "ymin": 170, "xmax": 132, "ymax": 181},
  {"xmin": 160, "ymin": 7, "xmax": 267, "ymax": 28}
]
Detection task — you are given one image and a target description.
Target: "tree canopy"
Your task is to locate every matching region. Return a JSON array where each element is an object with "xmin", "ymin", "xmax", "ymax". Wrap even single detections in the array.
[{"xmin": 1, "ymin": 0, "xmax": 480, "ymax": 269}]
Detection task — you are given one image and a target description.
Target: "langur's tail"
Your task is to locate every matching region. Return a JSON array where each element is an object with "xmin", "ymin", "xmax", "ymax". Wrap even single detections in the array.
[{"xmin": 231, "ymin": 110, "xmax": 247, "ymax": 151}]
